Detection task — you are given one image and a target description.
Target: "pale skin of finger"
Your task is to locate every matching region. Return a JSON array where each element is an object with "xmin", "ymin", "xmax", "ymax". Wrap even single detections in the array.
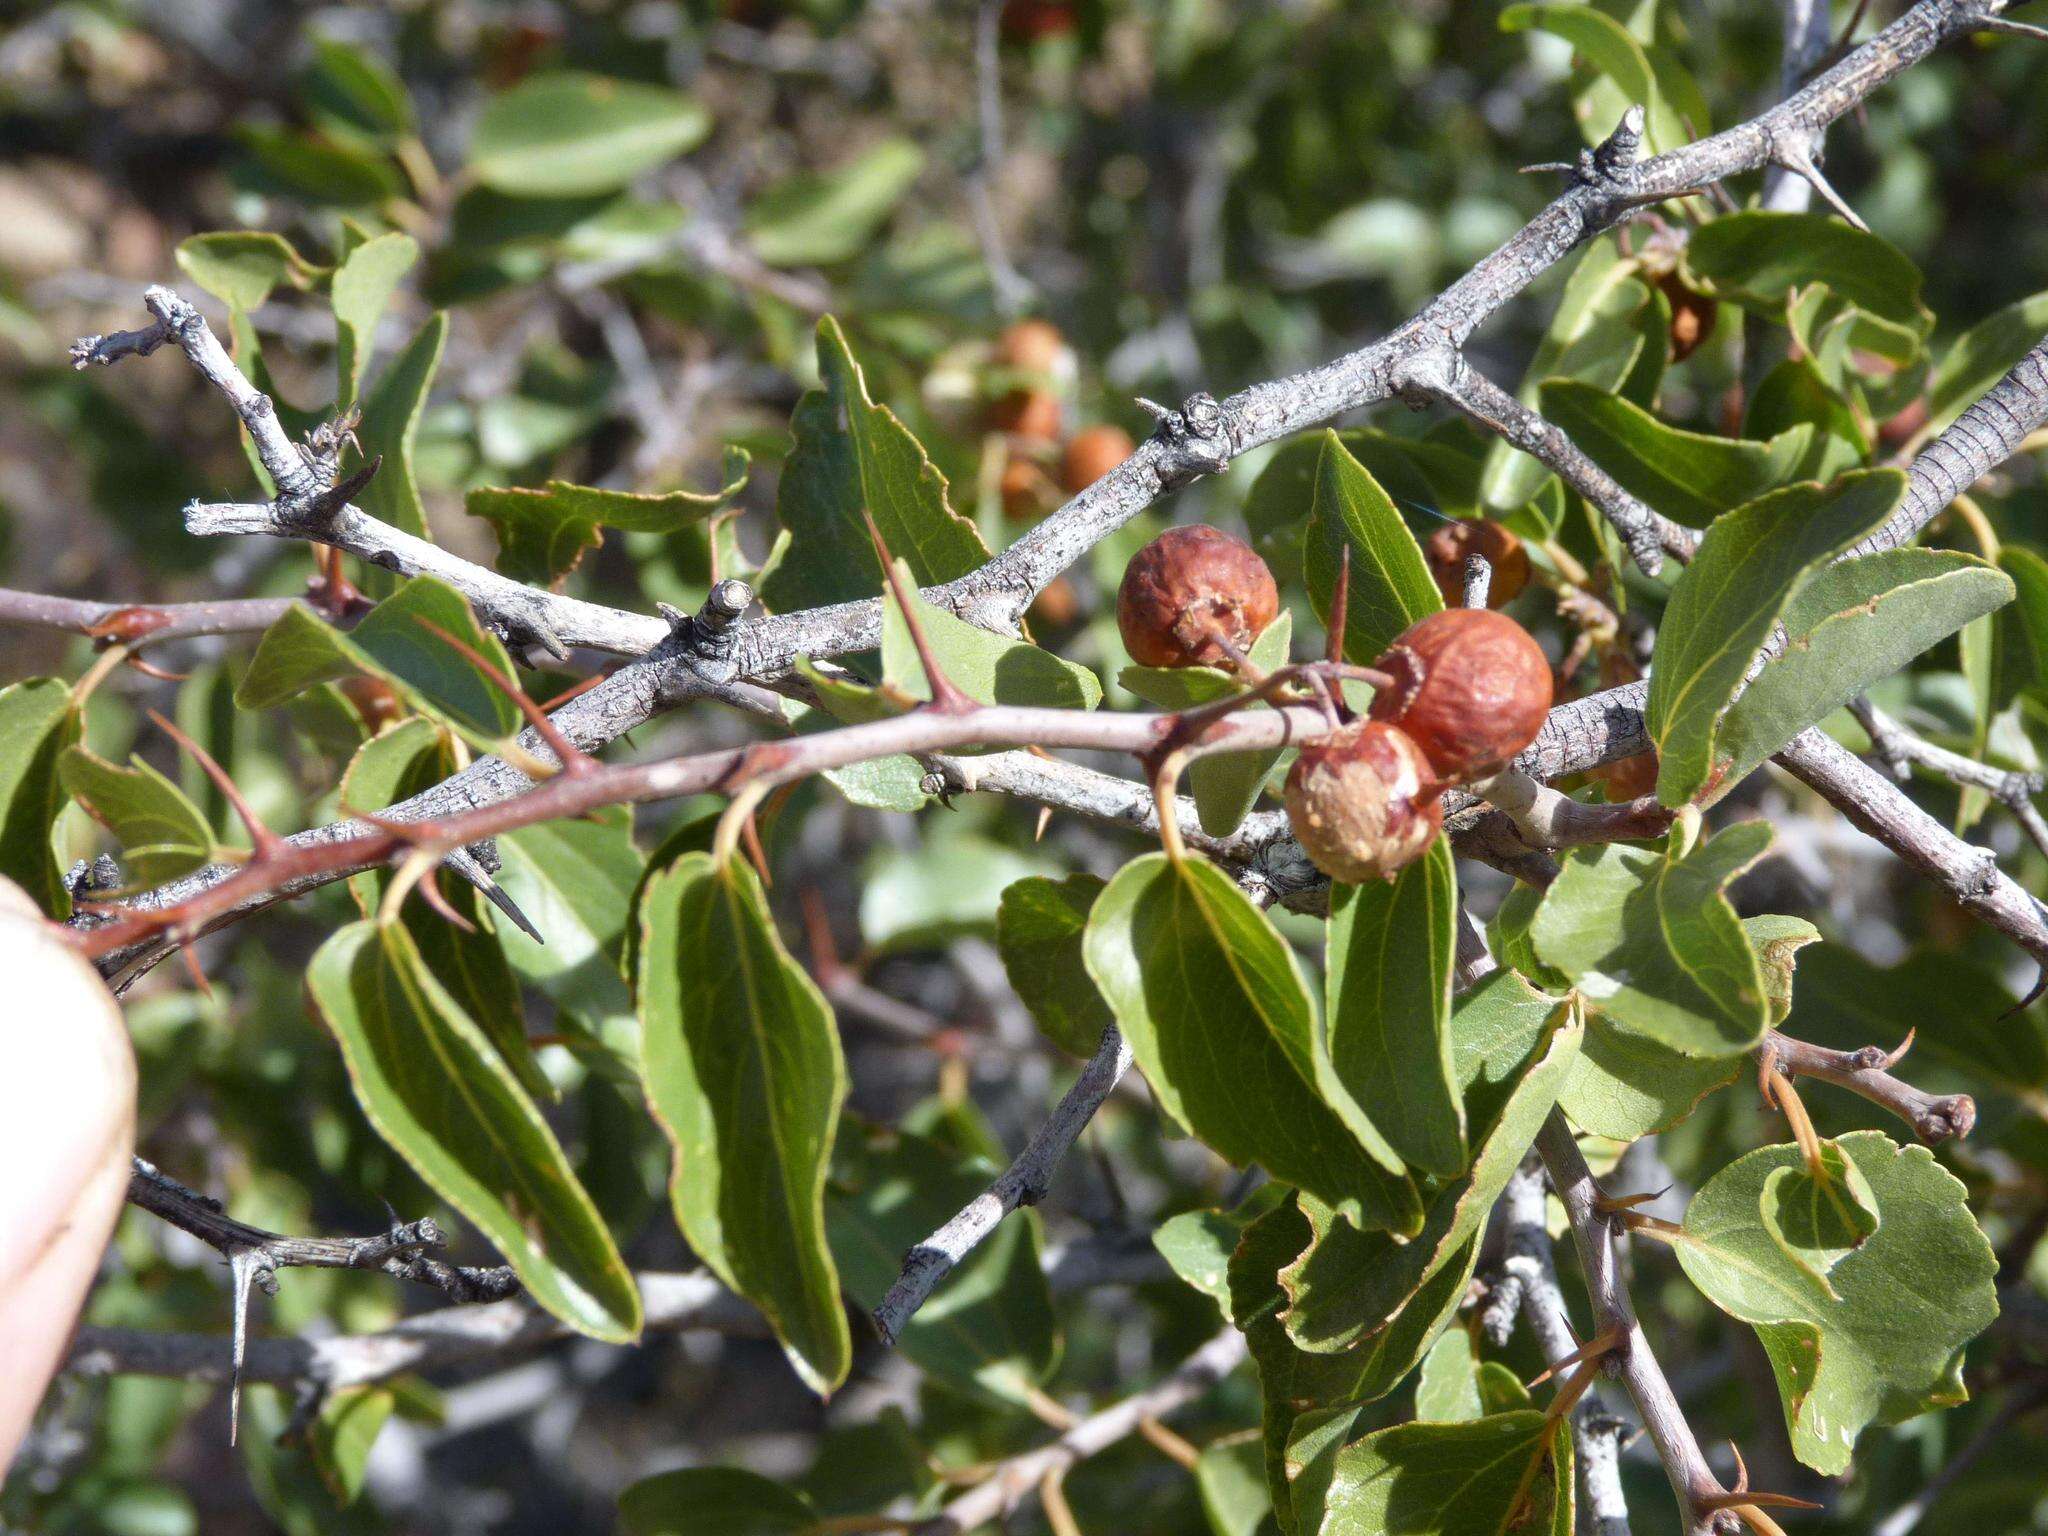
[{"xmin": 0, "ymin": 877, "xmax": 137, "ymax": 1472}]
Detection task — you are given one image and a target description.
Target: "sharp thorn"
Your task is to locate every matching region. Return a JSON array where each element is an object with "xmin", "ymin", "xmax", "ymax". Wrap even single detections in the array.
[{"xmin": 446, "ymin": 849, "xmax": 543, "ymax": 944}]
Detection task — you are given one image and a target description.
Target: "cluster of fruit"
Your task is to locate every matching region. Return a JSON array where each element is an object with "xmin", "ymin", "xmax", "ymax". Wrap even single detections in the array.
[
  {"xmin": 1114, "ymin": 524, "xmax": 1553, "ymax": 882},
  {"xmin": 983, "ymin": 318, "xmax": 1138, "ymax": 520}
]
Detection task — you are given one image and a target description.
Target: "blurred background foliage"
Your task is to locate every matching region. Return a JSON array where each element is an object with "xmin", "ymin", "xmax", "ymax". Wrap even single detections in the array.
[{"xmin": 3, "ymin": 1, "xmax": 2048, "ymax": 1534}]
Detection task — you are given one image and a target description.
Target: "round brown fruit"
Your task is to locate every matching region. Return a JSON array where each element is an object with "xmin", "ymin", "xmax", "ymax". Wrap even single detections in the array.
[
  {"xmin": 1369, "ymin": 608, "xmax": 1553, "ymax": 783},
  {"xmin": 989, "ymin": 387, "xmax": 1063, "ymax": 444},
  {"xmin": 1284, "ymin": 721, "xmax": 1443, "ymax": 883},
  {"xmin": 1424, "ymin": 519, "xmax": 1530, "ymax": 609},
  {"xmin": 1060, "ymin": 424, "xmax": 1135, "ymax": 493},
  {"xmin": 1116, "ymin": 525, "xmax": 1279, "ymax": 669},
  {"xmin": 1001, "ymin": 456, "xmax": 1046, "ymax": 520},
  {"xmin": 1028, "ymin": 574, "xmax": 1080, "ymax": 629},
  {"xmin": 1588, "ymin": 748, "xmax": 1659, "ymax": 802},
  {"xmin": 1001, "ymin": 0, "xmax": 1078, "ymax": 43},
  {"xmin": 995, "ymin": 318, "xmax": 1073, "ymax": 379}
]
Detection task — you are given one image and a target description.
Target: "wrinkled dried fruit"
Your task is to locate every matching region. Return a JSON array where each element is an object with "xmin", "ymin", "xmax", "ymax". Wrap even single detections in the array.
[
  {"xmin": 1589, "ymin": 747, "xmax": 1660, "ymax": 802},
  {"xmin": 1116, "ymin": 525, "xmax": 1279, "ymax": 669},
  {"xmin": 1061, "ymin": 424, "xmax": 1135, "ymax": 492},
  {"xmin": 1370, "ymin": 608, "xmax": 1553, "ymax": 782},
  {"xmin": 1284, "ymin": 720, "xmax": 1442, "ymax": 883},
  {"xmin": 1424, "ymin": 519, "xmax": 1530, "ymax": 608}
]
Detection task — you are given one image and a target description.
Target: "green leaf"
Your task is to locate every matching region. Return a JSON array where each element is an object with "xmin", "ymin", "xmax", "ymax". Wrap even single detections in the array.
[
  {"xmin": 1760, "ymin": 1139, "xmax": 1880, "ymax": 1299},
  {"xmin": 494, "ymin": 816, "xmax": 643, "ymax": 1053},
  {"xmin": 763, "ymin": 317, "xmax": 989, "ymax": 613},
  {"xmin": 1647, "ymin": 469, "xmax": 1908, "ymax": 804},
  {"xmin": 331, "ymin": 232, "xmax": 418, "ymax": 409},
  {"xmin": 175, "ymin": 232, "xmax": 328, "ymax": 312},
  {"xmin": 1188, "ymin": 612, "xmax": 1294, "ymax": 835},
  {"xmin": 826, "ymin": 1118, "xmax": 1059, "ymax": 1404},
  {"xmin": 880, "ymin": 558, "xmax": 1101, "ymax": 711},
  {"xmin": 1083, "ymin": 851, "xmax": 1421, "ymax": 1233},
  {"xmin": 0, "ymin": 679, "xmax": 81, "ymax": 916},
  {"xmin": 995, "ymin": 874, "xmax": 1116, "ymax": 1058},
  {"xmin": 1560, "ymin": 1011, "xmax": 1742, "ymax": 1140},
  {"xmin": 1153, "ymin": 1195, "xmax": 1281, "ymax": 1318},
  {"xmin": 1478, "ymin": 237, "xmax": 1655, "ymax": 512},
  {"xmin": 1324, "ymin": 837, "xmax": 1463, "ymax": 1176},
  {"xmin": 1292, "ymin": 1410, "xmax": 1572, "ymax": 1536},
  {"xmin": 620, "ymin": 1468, "xmax": 821, "ymax": 1535},
  {"xmin": 1195, "ymin": 1432, "xmax": 1272, "ymax": 1536},
  {"xmin": 235, "ymin": 123, "xmax": 406, "ymax": 208},
  {"xmin": 1532, "ymin": 821, "xmax": 1774, "ymax": 1057},
  {"xmin": 301, "ymin": 37, "xmax": 415, "ymax": 143},
  {"xmin": 1931, "ymin": 291, "xmax": 2048, "ymax": 432},
  {"xmin": 468, "ymin": 457, "xmax": 749, "ymax": 587},
  {"xmin": 355, "ymin": 313, "xmax": 448, "ymax": 543},
  {"xmin": 1674, "ymin": 1130, "xmax": 1997, "ymax": 1474},
  {"xmin": 1686, "ymin": 212, "xmax": 1933, "ymax": 338},
  {"xmin": 308, "ymin": 1385, "xmax": 400, "ymax": 1506},
  {"xmin": 470, "ymin": 73, "xmax": 711, "ymax": 197},
  {"xmin": 238, "ymin": 577, "xmax": 521, "ymax": 742},
  {"xmin": 306, "ymin": 920, "xmax": 640, "ymax": 1341},
  {"xmin": 1714, "ymin": 549, "xmax": 2013, "ymax": 791},
  {"xmin": 745, "ymin": 139, "xmax": 925, "ymax": 268},
  {"xmin": 1538, "ymin": 379, "xmax": 1817, "ymax": 530},
  {"xmin": 1302, "ymin": 430, "xmax": 1444, "ymax": 666},
  {"xmin": 860, "ymin": 828, "xmax": 1057, "ymax": 952},
  {"xmin": 1415, "ymin": 1329, "xmax": 1532, "ymax": 1425},
  {"xmin": 1278, "ymin": 1005, "xmax": 1580, "ymax": 1353},
  {"xmin": 637, "ymin": 853, "xmax": 850, "ymax": 1396},
  {"xmin": 1746, "ymin": 913, "xmax": 1821, "ymax": 1026},
  {"xmin": 1499, "ymin": 3, "xmax": 1690, "ymax": 155},
  {"xmin": 59, "ymin": 747, "xmax": 221, "ymax": 885},
  {"xmin": 1230, "ymin": 1195, "xmax": 1482, "ymax": 1533}
]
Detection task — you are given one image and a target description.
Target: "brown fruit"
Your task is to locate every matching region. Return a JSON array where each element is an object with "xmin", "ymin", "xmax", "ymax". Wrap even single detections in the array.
[
  {"xmin": 989, "ymin": 387, "xmax": 1064, "ymax": 444},
  {"xmin": 995, "ymin": 318, "xmax": 1072, "ymax": 379},
  {"xmin": 1001, "ymin": 0, "xmax": 1077, "ymax": 41},
  {"xmin": 1029, "ymin": 574, "xmax": 1080, "ymax": 629},
  {"xmin": 339, "ymin": 674, "xmax": 405, "ymax": 734},
  {"xmin": 1657, "ymin": 270, "xmax": 1719, "ymax": 363},
  {"xmin": 1588, "ymin": 748, "xmax": 1660, "ymax": 802},
  {"xmin": 1424, "ymin": 519, "xmax": 1530, "ymax": 608},
  {"xmin": 1060, "ymin": 425, "xmax": 1135, "ymax": 493},
  {"xmin": 1369, "ymin": 608, "xmax": 1553, "ymax": 783},
  {"xmin": 1116, "ymin": 525, "xmax": 1280, "ymax": 669},
  {"xmin": 1284, "ymin": 721, "xmax": 1443, "ymax": 883},
  {"xmin": 1879, "ymin": 393, "xmax": 1930, "ymax": 449},
  {"xmin": 1001, "ymin": 456, "xmax": 1047, "ymax": 519}
]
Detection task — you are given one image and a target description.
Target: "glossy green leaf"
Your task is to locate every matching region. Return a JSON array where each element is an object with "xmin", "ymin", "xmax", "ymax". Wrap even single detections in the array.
[
  {"xmin": 1231, "ymin": 1195, "xmax": 1481, "ymax": 1532},
  {"xmin": 306, "ymin": 920, "xmax": 640, "ymax": 1341},
  {"xmin": 826, "ymin": 1118, "xmax": 1059, "ymax": 1403},
  {"xmin": 1675, "ymin": 1130, "xmax": 1997, "ymax": 1473},
  {"xmin": 467, "ymin": 455, "xmax": 749, "ymax": 587},
  {"xmin": 238, "ymin": 577, "xmax": 520, "ymax": 741},
  {"xmin": 301, "ymin": 37, "xmax": 414, "ymax": 143},
  {"xmin": 1279, "ymin": 1005, "xmax": 1580, "ymax": 1353},
  {"xmin": 1324, "ymin": 837, "xmax": 1463, "ymax": 1176},
  {"xmin": 331, "ymin": 232, "xmax": 418, "ymax": 408},
  {"xmin": 1303, "ymin": 430, "xmax": 1444, "ymax": 666},
  {"xmin": 1931, "ymin": 291, "xmax": 2048, "ymax": 432},
  {"xmin": 995, "ymin": 874, "xmax": 1116, "ymax": 1058},
  {"xmin": 1538, "ymin": 379, "xmax": 1816, "ymax": 530},
  {"xmin": 470, "ymin": 73, "xmax": 710, "ymax": 197},
  {"xmin": 763, "ymin": 318, "xmax": 989, "ymax": 613},
  {"xmin": 1195, "ymin": 1431, "xmax": 1271, "ymax": 1536},
  {"xmin": 308, "ymin": 1385, "xmax": 400, "ymax": 1506},
  {"xmin": 59, "ymin": 747, "xmax": 221, "ymax": 884},
  {"xmin": 746, "ymin": 139, "xmax": 925, "ymax": 267},
  {"xmin": 1188, "ymin": 612, "xmax": 1294, "ymax": 835},
  {"xmin": 1414, "ymin": 1328, "xmax": 1532, "ymax": 1424},
  {"xmin": 619, "ymin": 1468, "xmax": 820, "ymax": 1535},
  {"xmin": 860, "ymin": 827, "xmax": 1057, "ymax": 952},
  {"xmin": 355, "ymin": 313, "xmax": 448, "ymax": 543},
  {"xmin": 880, "ymin": 557, "xmax": 1101, "ymax": 711},
  {"xmin": 637, "ymin": 852, "xmax": 850, "ymax": 1395},
  {"xmin": 1687, "ymin": 212, "xmax": 1933, "ymax": 337},
  {"xmin": 1761, "ymin": 1139, "xmax": 1880, "ymax": 1299},
  {"xmin": 1083, "ymin": 852, "xmax": 1421, "ymax": 1232},
  {"xmin": 1647, "ymin": 470, "xmax": 1907, "ymax": 804},
  {"xmin": 1153, "ymin": 1194, "xmax": 1282, "ymax": 1318},
  {"xmin": 1532, "ymin": 820, "xmax": 1774, "ymax": 1057},
  {"xmin": 175, "ymin": 232, "xmax": 327, "ymax": 311},
  {"xmin": 495, "ymin": 815, "xmax": 643, "ymax": 1050},
  {"xmin": 0, "ymin": 679, "xmax": 81, "ymax": 916},
  {"xmin": 1715, "ymin": 549, "xmax": 2013, "ymax": 792},
  {"xmin": 1292, "ymin": 1409, "xmax": 1572, "ymax": 1536},
  {"xmin": 1500, "ymin": 3, "xmax": 1689, "ymax": 154}
]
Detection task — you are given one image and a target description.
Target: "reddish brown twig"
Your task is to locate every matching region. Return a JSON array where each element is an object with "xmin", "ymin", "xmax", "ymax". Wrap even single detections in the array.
[
  {"xmin": 864, "ymin": 509, "xmax": 978, "ymax": 716},
  {"xmin": 413, "ymin": 618, "xmax": 597, "ymax": 776}
]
